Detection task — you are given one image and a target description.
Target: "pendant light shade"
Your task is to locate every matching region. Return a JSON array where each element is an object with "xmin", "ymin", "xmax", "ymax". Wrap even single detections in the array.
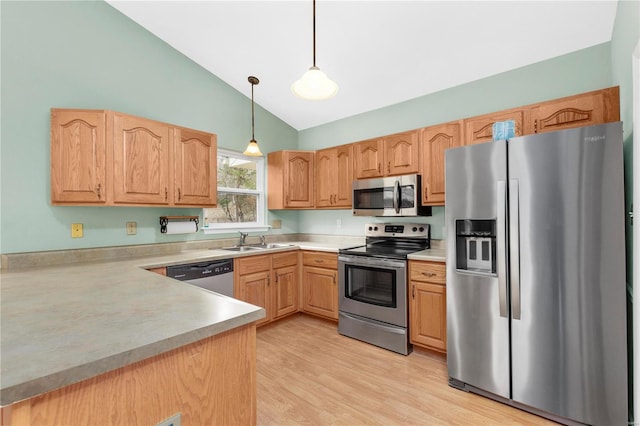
[
  {"xmin": 243, "ymin": 76, "xmax": 263, "ymax": 157},
  {"xmin": 291, "ymin": 0, "xmax": 338, "ymax": 100}
]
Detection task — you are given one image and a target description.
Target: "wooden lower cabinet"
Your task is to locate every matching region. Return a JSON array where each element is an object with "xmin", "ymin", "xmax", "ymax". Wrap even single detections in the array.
[
  {"xmin": 302, "ymin": 251, "xmax": 339, "ymax": 320},
  {"xmin": 235, "ymin": 252, "xmax": 298, "ymax": 326},
  {"xmin": 409, "ymin": 260, "xmax": 446, "ymax": 353},
  {"xmin": 1, "ymin": 324, "xmax": 257, "ymax": 426}
]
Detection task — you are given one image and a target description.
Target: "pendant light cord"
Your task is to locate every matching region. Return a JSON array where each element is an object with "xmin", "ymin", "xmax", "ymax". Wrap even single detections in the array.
[
  {"xmin": 251, "ymin": 82, "xmax": 255, "ymax": 140},
  {"xmin": 312, "ymin": 0, "xmax": 316, "ymax": 67}
]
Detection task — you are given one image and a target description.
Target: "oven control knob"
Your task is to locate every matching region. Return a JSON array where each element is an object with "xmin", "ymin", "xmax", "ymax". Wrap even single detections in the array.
[
  {"xmin": 412, "ymin": 227, "xmax": 417, "ymax": 232},
  {"xmin": 419, "ymin": 227, "xmax": 424, "ymax": 232},
  {"xmin": 373, "ymin": 226, "xmax": 378, "ymax": 231}
]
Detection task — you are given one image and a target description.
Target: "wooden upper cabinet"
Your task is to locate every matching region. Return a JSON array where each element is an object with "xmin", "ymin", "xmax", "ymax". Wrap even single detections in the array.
[
  {"xmin": 268, "ymin": 150, "xmax": 315, "ymax": 209},
  {"xmin": 315, "ymin": 144, "xmax": 353, "ymax": 208},
  {"xmin": 464, "ymin": 109, "xmax": 524, "ymax": 145},
  {"xmin": 113, "ymin": 113, "xmax": 171, "ymax": 205},
  {"xmin": 173, "ymin": 127, "xmax": 217, "ymax": 207},
  {"xmin": 420, "ymin": 121, "xmax": 462, "ymax": 206},
  {"xmin": 385, "ymin": 131, "xmax": 420, "ymax": 176},
  {"xmin": 51, "ymin": 109, "xmax": 107, "ymax": 204},
  {"xmin": 354, "ymin": 138, "xmax": 384, "ymax": 179},
  {"xmin": 525, "ymin": 86, "xmax": 620, "ymax": 134}
]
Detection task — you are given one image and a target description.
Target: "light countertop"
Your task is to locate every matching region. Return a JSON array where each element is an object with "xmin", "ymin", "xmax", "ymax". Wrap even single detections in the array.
[{"xmin": 0, "ymin": 239, "xmax": 445, "ymax": 406}]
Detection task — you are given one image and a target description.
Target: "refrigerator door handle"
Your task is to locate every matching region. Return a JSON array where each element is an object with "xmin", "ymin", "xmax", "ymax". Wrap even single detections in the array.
[
  {"xmin": 509, "ymin": 179, "xmax": 521, "ymax": 320},
  {"xmin": 496, "ymin": 180, "xmax": 508, "ymax": 318}
]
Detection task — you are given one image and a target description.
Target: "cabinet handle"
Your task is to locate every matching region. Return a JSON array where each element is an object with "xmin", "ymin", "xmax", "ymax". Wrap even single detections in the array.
[
  {"xmin": 95, "ymin": 183, "xmax": 101, "ymax": 199},
  {"xmin": 387, "ymin": 161, "xmax": 390, "ymax": 174},
  {"xmin": 267, "ymin": 276, "xmax": 270, "ymax": 286},
  {"xmin": 178, "ymin": 188, "xmax": 181, "ymax": 201},
  {"xmin": 421, "ymin": 271, "xmax": 436, "ymax": 277},
  {"xmin": 424, "ymin": 186, "xmax": 428, "ymax": 199},
  {"xmin": 275, "ymin": 274, "xmax": 279, "ymax": 284},
  {"xmin": 412, "ymin": 284, "xmax": 415, "ymax": 299},
  {"xmin": 333, "ymin": 274, "xmax": 336, "ymax": 284},
  {"xmin": 378, "ymin": 163, "xmax": 381, "ymax": 173},
  {"xmin": 314, "ymin": 259, "xmax": 324, "ymax": 263},
  {"xmin": 165, "ymin": 187, "xmax": 168, "ymax": 201},
  {"xmin": 534, "ymin": 119, "xmax": 538, "ymax": 133}
]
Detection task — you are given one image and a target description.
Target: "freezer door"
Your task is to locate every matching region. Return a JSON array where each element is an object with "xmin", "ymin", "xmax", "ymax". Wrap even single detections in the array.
[
  {"xmin": 508, "ymin": 122, "xmax": 627, "ymax": 425},
  {"xmin": 445, "ymin": 140, "xmax": 510, "ymax": 399}
]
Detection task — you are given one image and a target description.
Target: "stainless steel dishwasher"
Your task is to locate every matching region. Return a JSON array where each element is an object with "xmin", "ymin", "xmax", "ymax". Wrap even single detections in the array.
[{"xmin": 166, "ymin": 259, "xmax": 234, "ymax": 297}]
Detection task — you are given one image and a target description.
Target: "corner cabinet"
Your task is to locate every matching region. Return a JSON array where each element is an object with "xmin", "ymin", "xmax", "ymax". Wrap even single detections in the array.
[
  {"xmin": 51, "ymin": 109, "xmax": 217, "ymax": 207},
  {"xmin": 51, "ymin": 109, "xmax": 107, "ymax": 204},
  {"xmin": 409, "ymin": 260, "xmax": 446, "ymax": 353},
  {"xmin": 235, "ymin": 251, "xmax": 298, "ymax": 326},
  {"xmin": 268, "ymin": 150, "xmax": 315, "ymax": 209},
  {"xmin": 419, "ymin": 121, "xmax": 462, "ymax": 206},
  {"xmin": 302, "ymin": 251, "xmax": 339, "ymax": 320},
  {"xmin": 315, "ymin": 145, "xmax": 353, "ymax": 208}
]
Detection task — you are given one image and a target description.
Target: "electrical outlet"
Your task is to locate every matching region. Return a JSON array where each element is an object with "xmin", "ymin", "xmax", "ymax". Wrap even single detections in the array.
[
  {"xmin": 336, "ymin": 219, "xmax": 342, "ymax": 228},
  {"xmin": 157, "ymin": 413, "xmax": 181, "ymax": 426},
  {"xmin": 271, "ymin": 219, "xmax": 282, "ymax": 229},
  {"xmin": 71, "ymin": 223, "xmax": 83, "ymax": 238},
  {"xmin": 126, "ymin": 221, "xmax": 137, "ymax": 235}
]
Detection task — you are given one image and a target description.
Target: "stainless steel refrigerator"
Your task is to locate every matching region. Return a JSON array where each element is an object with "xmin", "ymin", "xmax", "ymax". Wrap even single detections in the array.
[{"xmin": 445, "ymin": 122, "xmax": 627, "ymax": 425}]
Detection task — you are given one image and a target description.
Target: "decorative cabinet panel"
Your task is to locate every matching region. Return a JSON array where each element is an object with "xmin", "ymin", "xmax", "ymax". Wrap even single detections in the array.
[
  {"xmin": 173, "ymin": 127, "xmax": 217, "ymax": 207},
  {"xmin": 302, "ymin": 251, "xmax": 338, "ymax": 320},
  {"xmin": 50, "ymin": 109, "xmax": 217, "ymax": 207},
  {"xmin": 51, "ymin": 109, "xmax": 107, "ymax": 204},
  {"xmin": 354, "ymin": 132, "xmax": 420, "ymax": 179},
  {"xmin": 354, "ymin": 138, "xmax": 384, "ymax": 179},
  {"xmin": 409, "ymin": 260, "xmax": 446, "ymax": 353},
  {"xmin": 315, "ymin": 144, "xmax": 353, "ymax": 208},
  {"xmin": 384, "ymin": 131, "xmax": 420, "ymax": 176},
  {"xmin": 268, "ymin": 150, "xmax": 315, "ymax": 209},
  {"xmin": 113, "ymin": 113, "xmax": 171, "ymax": 205},
  {"xmin": 419, "ymin": 121, "xmax": 462, "ymax": 206},
  {"xmin": 464, "ymin": 110, "xmax": 524, "ymax": 145},
  {"xmin": 525, "ymin": 86, "xmax": 619, "ymax": 134},
  {"xmin": 235, "ymin": 252, "xmax": 298, "ymax": 326}
]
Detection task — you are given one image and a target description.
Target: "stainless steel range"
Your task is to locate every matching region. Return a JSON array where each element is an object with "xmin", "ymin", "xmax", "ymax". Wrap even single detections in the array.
[{"xmin": 338, "ymin": 223, "xmax": 430, "ymax": 355}]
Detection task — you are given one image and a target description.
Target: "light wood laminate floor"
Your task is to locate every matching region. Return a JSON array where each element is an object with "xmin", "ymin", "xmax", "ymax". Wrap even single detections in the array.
[{"xmin": 256, "ymin": 314, "xmax": 557, "ymax": 425}]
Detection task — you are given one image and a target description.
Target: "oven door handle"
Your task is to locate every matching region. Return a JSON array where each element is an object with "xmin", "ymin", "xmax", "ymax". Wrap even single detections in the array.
[
  {"xmin": 393, "ymin": 180, "xmax": 400, "ymax": 214},
  {"xmin": 338, "ymin": 255, "xmax": 406, "ymax": 269}
]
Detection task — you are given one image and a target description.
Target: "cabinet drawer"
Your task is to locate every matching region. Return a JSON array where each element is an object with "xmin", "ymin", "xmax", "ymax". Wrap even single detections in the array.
[
  {"xmin": 302, "ymin": 251, "xmax": 338, "ymax": 269},
  {"xmin": 410, "ymin": 261, "xmax": 446, "ymax": 284},
  {"xmin": 235, "ymin": 254, "xmax": 271, "ymax": 274},
  {"xmin": 272, "ymin": 251, "xmax": 298, "ymax": 269}
]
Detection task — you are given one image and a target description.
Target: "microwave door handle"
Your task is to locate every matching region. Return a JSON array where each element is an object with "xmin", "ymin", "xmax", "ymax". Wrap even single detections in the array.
[{"xmin": 393, "ymin": 180, "xmax": 400, "ymax": 213}]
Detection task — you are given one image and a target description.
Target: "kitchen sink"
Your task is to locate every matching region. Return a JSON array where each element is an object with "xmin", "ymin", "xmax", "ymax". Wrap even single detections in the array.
[{"xmin": 218, "ymin": 243, "xmax": 295, "ymax": 252}]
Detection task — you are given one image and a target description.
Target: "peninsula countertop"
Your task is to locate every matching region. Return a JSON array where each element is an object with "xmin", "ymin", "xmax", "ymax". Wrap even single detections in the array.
[{"xmin": 0, "ymin": 239, "xmax": 445, "ymax": 406}]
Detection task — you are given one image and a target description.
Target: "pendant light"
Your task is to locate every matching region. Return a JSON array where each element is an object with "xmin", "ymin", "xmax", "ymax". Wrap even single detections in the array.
[
  {"xmin": 243, "ymin": 76, "xmax": 263, "ymax": 156},
  {"xmin": 291, "ymin": 0, "xmax": 338, "ymax": 100}
]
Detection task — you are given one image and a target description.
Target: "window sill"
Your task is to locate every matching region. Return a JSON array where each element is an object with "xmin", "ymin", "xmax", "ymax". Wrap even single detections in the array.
[{"xmin": 202, "ymin": 225, "xmax": 271, "ymax": 235}]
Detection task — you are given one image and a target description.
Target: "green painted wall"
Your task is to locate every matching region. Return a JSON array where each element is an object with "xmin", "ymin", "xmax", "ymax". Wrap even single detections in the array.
[
  {"xmin": 0, "ymin": 1, "xmax": 298, "ymax": 254},
  {"xmin": 297, "ymin": 44, "xmax": 614, "ymax": 239}
]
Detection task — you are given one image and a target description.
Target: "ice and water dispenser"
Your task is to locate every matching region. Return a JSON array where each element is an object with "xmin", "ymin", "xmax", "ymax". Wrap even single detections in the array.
[{"xmin": 455, "ymin": 219, "xmax": 497, "ymax": 274}]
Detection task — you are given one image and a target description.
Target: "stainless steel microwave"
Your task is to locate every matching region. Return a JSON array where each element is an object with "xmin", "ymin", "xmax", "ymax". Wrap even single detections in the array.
[{"xmin": 352, "ymin": 174, "xmax": 431, "ymax": 216}]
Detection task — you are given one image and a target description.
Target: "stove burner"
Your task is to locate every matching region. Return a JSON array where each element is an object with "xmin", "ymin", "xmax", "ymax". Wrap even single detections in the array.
[{"xmin": 339, "ymin": 222, "xmax": 430, "ymax": 260}]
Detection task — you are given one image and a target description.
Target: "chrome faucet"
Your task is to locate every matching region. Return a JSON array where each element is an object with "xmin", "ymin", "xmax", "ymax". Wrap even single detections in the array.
[
  {"xmin": 238, "ymin": 231, "xmax": 249, "ymax": 246},
  {"xmin": 259, "ymin": 235, "xmax": 266, "ymax": 245}
]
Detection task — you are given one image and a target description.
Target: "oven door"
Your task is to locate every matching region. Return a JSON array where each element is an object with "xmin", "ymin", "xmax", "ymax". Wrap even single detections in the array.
[{"xmin": 338, "ymin": 254, "xmax": 407, "ymax": 327}]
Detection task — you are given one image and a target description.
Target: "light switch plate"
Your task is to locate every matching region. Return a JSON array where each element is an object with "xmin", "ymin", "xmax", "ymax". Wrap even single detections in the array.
[
  {"xmin": 71, "ymin": 223, "xmax": 83, "ymax": 238},
  {"xmin": 271, "ymin": 219, "xmax": 282, "ymax": 229}
]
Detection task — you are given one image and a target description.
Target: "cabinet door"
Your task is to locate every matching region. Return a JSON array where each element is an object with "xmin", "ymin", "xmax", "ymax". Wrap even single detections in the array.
[
  {"xmin": 385, "ymin": 131, "xmax": 419, "ymax": 176},
  {"xmin": 410, "ymin": 281, "xmax": 446, "ymax": 352},
  {"xmin": 354, "ymin": 139, "xmax": 384, "ymax": 179},
  {"xmin": 51, "ymin": 109, "xmax": 106, "ymax": 204},
  {"xmin": 334, "ymin": 145, "xmax": 354, "ymax": 207},
  {"xmin": 303, "ymin": 266, "xmax": 338, "ymax": 320},
  {"xmin": 420, "ymin": 122, "xmax": 461, "ymax": 205},
  {"xmin": 113, "ymin": 113, "xmax": 171, "ymax": 205},
  {"xmin": 173, "ymin": 127, "xmax": 217, "ymax": 206},
  {"xmin": 315, "ymin": 147, "xmax": 336, "ymax": 207},
  {"xmin": 283, "ymin": 151, "xmax": 315, "ymax": 208},
  {"xmin": 238, "ymin": 270, "xmax": 271, "ymax": 326},
  {"xmin": 527, "ymin": 90, "xmax": 609, "ymax": 134},
  {"xmin": 274, "ymin": 264, "xmax": 298, "ymax": 319},
  {"xmin": 464, "ymin": 110, "xmax": 524, "ymax": 145}
]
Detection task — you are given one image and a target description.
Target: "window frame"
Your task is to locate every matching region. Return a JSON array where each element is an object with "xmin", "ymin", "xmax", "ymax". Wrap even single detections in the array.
[{"xmin": 202, "ymin": 148, "xmax": 268, "ymax": 234}]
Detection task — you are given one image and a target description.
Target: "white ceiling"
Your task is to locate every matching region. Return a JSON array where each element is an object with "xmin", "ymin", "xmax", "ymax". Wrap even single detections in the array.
[{"xmin": 106, "ymin": 1, "xmax": 619, "ymax": 131}]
